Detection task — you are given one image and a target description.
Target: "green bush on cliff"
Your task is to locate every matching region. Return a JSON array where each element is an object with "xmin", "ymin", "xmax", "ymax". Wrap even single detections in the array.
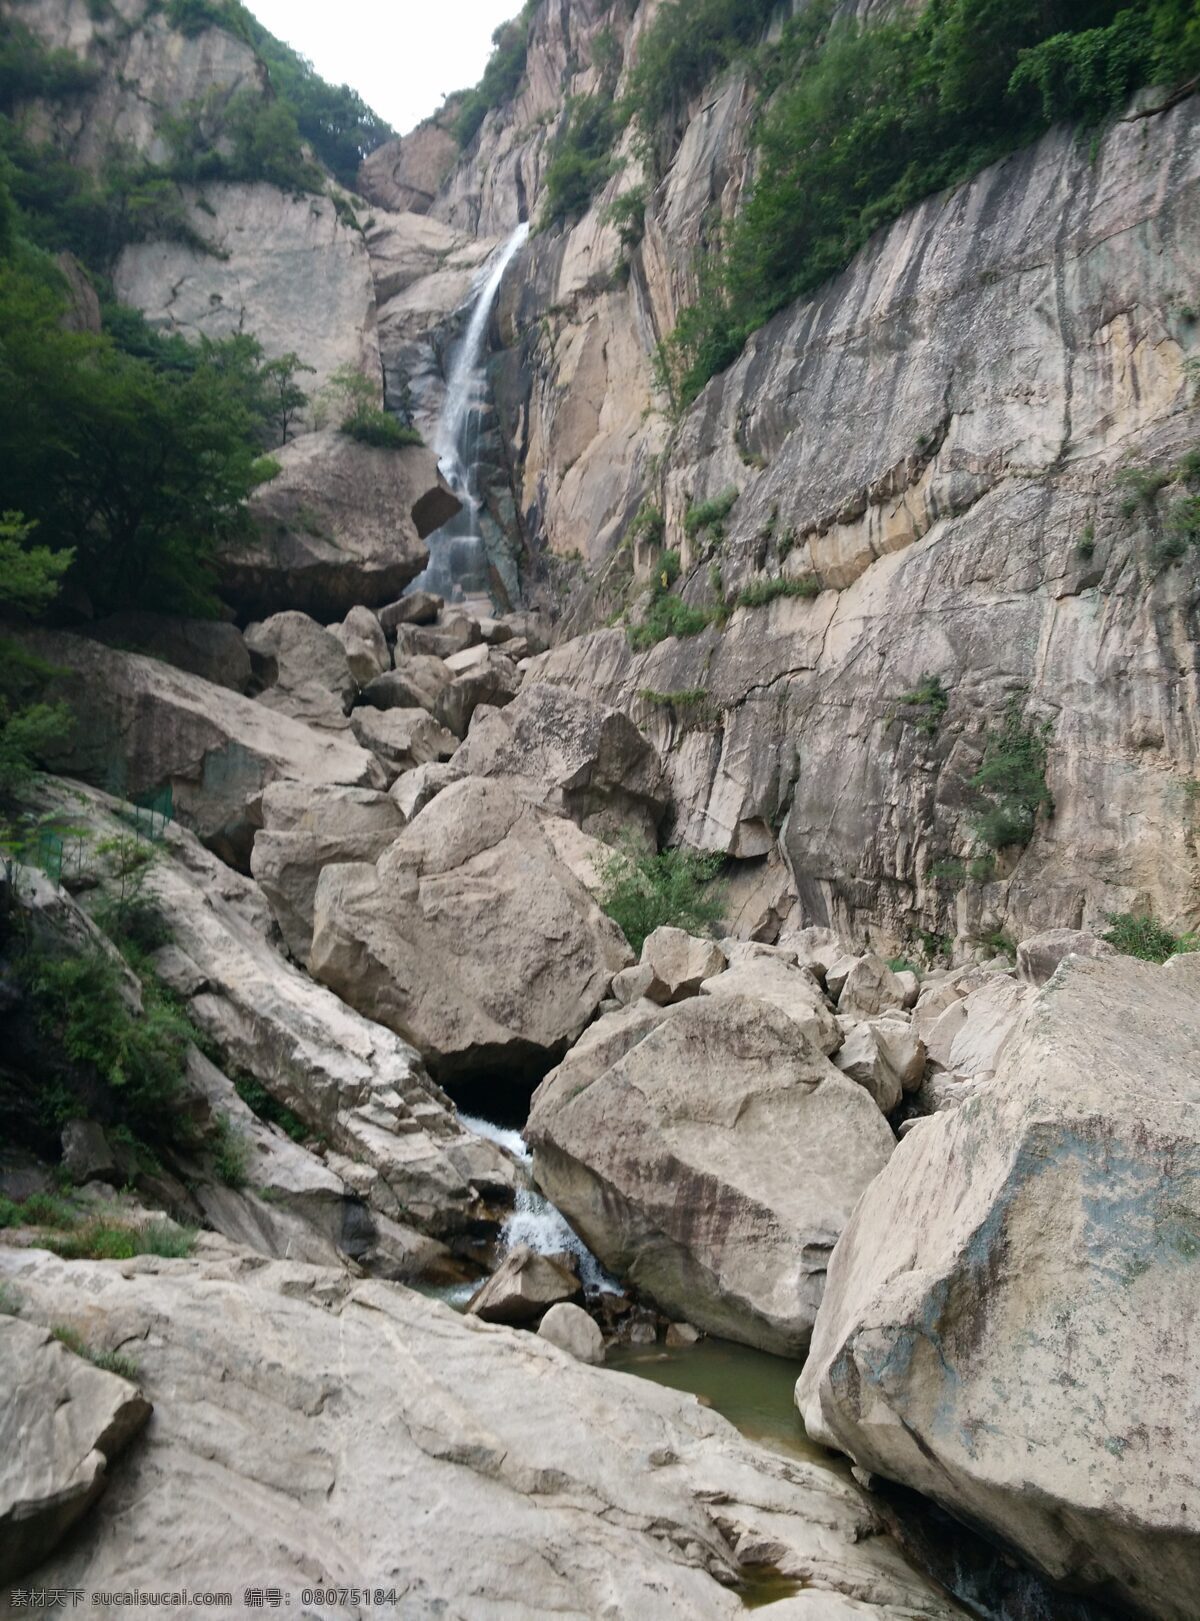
[
  {"xmin": 596, "ymin": 843, "xmax": 726, "ymax": 956},
  {"xmin": 970, "ymin": 699, "xmax": 1054, "ymax": 850},
  {"xmin": 1102, "ymin": 911, "xmax": 1200, "ymax": 962},
  {"xmin": 453, "ymin": 2, "xmax": 538, "ymax": 148},
  {"xmin": 652, "ymin": 0, "xmax": 1200, "ymax": 404}
]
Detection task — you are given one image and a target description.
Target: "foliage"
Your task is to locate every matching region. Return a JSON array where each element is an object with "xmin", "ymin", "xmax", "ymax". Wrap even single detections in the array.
[
  {"xmin": 47, "ymin": 1214, "xmax": 194, "ymax": 1261},
  {"xmin": 970, "ymin": 699, "xmax": 1053, "ymax": 850},
  {"xmin": 210, "ymin": 1110, "xmax": 250, "ymax": 1188},
  {"xmin": 541, "ymin": 93, "xmax": 620, "ymax": 229},
  {"xmin": 627, "ymin": 592, "xmax": 714, "ymax": 651},
  {"xmin": 0, "ymin": 1283, "xmax": 20, "ymax": 1315},
  {"xmin": 735, "ymin": 575, "xmax": 821, "ymax": 608},
  {"xmin": 0, "ymin": 513, "xmax": 72, "ymax": 792},
  {"xmin": 233, "ymin": 1073, "xmax": 308, "ymax": 1142},
  {"xmin": 20, "ymin": 947, "xmax": 196, "ymax": 1148},
  {"xmin": 92, "ymin": 1348, "xmax": 142, "ymax": 1380},
  {"xmin": 236, "ymin": 10, "xmax": 396, "ymax": 186},
  {"xmin": 623, "ymin": 0, "xmax": 778, "ymax": 140},
  {"xmin": 639, "ymin": 687, "xmax": 709, "ymax": 707},
  {"xmin": 656, "ymin": 0, "xmax": 1200, "ymax": 404},
  {"xmin": 324, "ymin": 364, "xmax": 422, "ymax": 449},
  {"xmin": 160, "ymin": 88, "xmax": 323, "ymax": 194},
  {"xmin": 0, "ymin": 17, "xmax": 99, "ymax": 114},
  {"xmin": 595, "ymin": 842, "xmax": 725, "ymax": 955},
  {"xmin": 626, "ymin": 501, "xmax": 664, "ymax": 549},
  {"xmin": 604, "ymin": 185, "xmax": 647, "ymax": 251},
  {"xmin": 685, "ymin": 486, "xmax": 739, "ymax": 536},
  {"xmin": 453, "ymin": 2, "xmax": 538, "ymax": 147},
  {"xmin": 898, "ymin": 673, "xmax": 950, "ymax": 736},
  {"xmin": 886, "ymin": 957, "xmax": 920, "ymax": 975},
  {"xmin": 1102, "ymin": 910, "xmax": 1200, "ymax": 962},
  {"xmin": 979, "ymin": 928, "xmax": 1017, "ymax": 960},
  {"xmin": 0, "ymin": 244, "xmax": 297, "ymax": 616}
]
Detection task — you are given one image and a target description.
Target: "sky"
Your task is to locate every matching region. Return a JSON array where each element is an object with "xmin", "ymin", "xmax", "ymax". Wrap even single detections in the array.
[{"xmin": 246, "ymin": 0, "xmax": 519, "ymax": 135}]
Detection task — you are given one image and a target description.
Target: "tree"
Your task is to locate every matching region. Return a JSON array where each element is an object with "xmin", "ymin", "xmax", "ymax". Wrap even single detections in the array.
[
  {"xmin": 0, "ymin": 253, "xmax": 282, "ymax": 615},
  {"xmin": 260, "ymin": 351, "xmax": 314, "ymax": 445},
  {"xmin": 0, "ymin": 513, "xmax": 73, "ymax": 794}
]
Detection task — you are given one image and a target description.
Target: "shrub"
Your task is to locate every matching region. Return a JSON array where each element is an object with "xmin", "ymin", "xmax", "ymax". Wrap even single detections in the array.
[
  {"xmin": 324, "ymin": 365, "xmax": 421, "ymax": 449},
  {"xmin": 210, "ymin": 1111, "xmax": 251, "ymax": 1188},
  {"xmin": 233, "ymin": 1074, "xmax": 308, "ymax": 1142},
  {"xmin": 685, "ymin": 486, "xmax": 739, "ymax": 537},
  {"xmin": 627, "ymin": 593, "xmax": 714, "ymax": 651},
  {"xmin": 541, "ymin": 92, "xmax": 620, "ymax": 229},
  {"xmin": 626, "ymin": 501, "xmax": 664, "ymax": 549},
  {"xmin": 970, "ymin": 699, "xmax": 1053, "ymax": 850},
  {"xmin": 453, "ymin": 3, "xmax": 537, "ymax": 147},
  {"xmin": 21, "ymin": 947, "xmax": 196, "ymax": 1148},
  {"xmin": 736, "ymin": 575, "xmax": 821, "ymax": 608},
  {"xmin": 343, "ymin": 412, "xmax": 422, "ymax": 449},
  {"xmin": 595, "ymin": 843, "xmax": 725, "ymax": 956},
  {"xmin": 898, "ymin": 673, "xmax": 950, "ymax": 736},
  {"xmin": 886, "ymin": 957, "xmax": 920, "ymax": 976},
  {"xmin": 1102, "ymin": 911, "xmax": 1200, "ymax": 964},
  {"xmin": 604, "ymin": 185, "xmax": 647, "ymax": 251},
  {"xmin": 46, "ymin": 1217, "xmax": 195, "ymax": 1261}
]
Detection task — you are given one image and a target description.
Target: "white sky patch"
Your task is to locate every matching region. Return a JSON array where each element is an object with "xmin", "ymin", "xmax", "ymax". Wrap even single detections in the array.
[{"xmin": 246, "ymin": 0, "xmax": 521, "ymax": 135}]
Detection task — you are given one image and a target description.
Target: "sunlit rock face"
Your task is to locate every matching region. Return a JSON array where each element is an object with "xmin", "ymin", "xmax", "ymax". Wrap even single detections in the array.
[{"xmin": 798, "ymin": 953, "xmax": 1200, "ymax": 1621}]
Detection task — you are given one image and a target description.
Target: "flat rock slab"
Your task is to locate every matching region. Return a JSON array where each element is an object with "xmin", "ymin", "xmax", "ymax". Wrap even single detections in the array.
[
  {"xmin": 0, "ymin": 1250, "xmax": 957, "ymax": 1617},
  {"xmin": 0, "ymin": 1318, "xmax": 150, "ymax": 1583}
]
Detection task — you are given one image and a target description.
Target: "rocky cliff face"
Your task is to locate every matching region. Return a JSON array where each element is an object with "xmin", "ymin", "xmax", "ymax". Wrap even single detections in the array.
[{"xmin": 366, "ymin": 3, "xmax": 1200, "ymax": 954}]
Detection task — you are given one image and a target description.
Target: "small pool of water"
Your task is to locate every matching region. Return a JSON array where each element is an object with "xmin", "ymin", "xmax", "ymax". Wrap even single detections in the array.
[{"xmin": 606, "ymin": 1336, "xmax": 835, "ymax": 1470}]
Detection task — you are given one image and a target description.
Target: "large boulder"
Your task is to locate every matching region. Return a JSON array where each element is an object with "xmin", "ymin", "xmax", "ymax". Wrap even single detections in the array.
[
  {"xmin": 465, "ymin": 1245, "xmax": 581, "ymax": 1325},
  {"xmin": 538, "ymin": 1301, "xmax": 605, "ymax": 1365},
  {"xmin": 699, "ymin": 950, "xmax": 842, "ymax": 1056},
  {"xmin": 1016, "ymin": 928, "xmax": 1116, "ymax": 985},
  {"xmin": 250, "ymin": 781, "xmax": 405, "ymax": 961},
  {"xmin": 526, "ymin": 994, "xmax": 896, "ymax": 1355},
  {"xmin": 640, "ymin": 926, "xmax": 726, "ymax": 1004},
  {"xmin": 310, "ymin": 778, "xmax": 632, "ymax": 1081},
  {"xmin": 449, "ymin": 683, "xmax": 668, "ymax": 843},
  {"xmin": 244, "ymin": 610, "xmax": 357, "ymax": 732},
  {"xmin": 229, "ymin": 431, "xmax": 457, "ymax": 621},
  {"xmin": 434, "ymin": 649, "xmax": 521, "ymax": 739},
  {"xmin": 88, "ymin": 612, "xmax": 251, "ymax": 692},
  {"xmin": 20, "ymin": 633, "xmax": 384, "ymax": 868},
  {"xmin": 35, "ymin": 779, "xmax": 515, "ymax": 1240},
  {"xmin": 327, "ymin": 605, "xmax": 390, "ymax": 686},
  {"xmin": 798, "ymin": 956, "xmax": 1200, "ymax": 1620},
  {"xmin": 0, "ymin": 1317, "xmax": 151, "ymax": 1583},
  {"xmin": 0, "ymin": 1250, "xmax": 957, "ymax": 1616},
  {"xmin": 350, "ymin": 706, "xmax": 457, "ymax": 781},
  {"xmin": 361, "ymin": 656, "xmax": 452, "ymax": 715}
]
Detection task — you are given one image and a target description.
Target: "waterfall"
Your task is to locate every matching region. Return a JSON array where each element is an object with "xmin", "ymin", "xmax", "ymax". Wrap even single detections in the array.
[
  {"xmin": 459, "ymin": 1112, "xmax": 620, "ymax": 1295},
  {"xmin": 409, "ymin": 222, "xmax": 530, "ymax": 603}
]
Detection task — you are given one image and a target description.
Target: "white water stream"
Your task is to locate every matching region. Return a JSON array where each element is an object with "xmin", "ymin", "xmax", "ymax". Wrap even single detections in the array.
[
  {"xmin": 459, "ymin": 1112, "xmax": 619, "ymax": 1295},
  {"xmin": 408, "ymin": 222, "xmax": 530, "ymax": 602}
]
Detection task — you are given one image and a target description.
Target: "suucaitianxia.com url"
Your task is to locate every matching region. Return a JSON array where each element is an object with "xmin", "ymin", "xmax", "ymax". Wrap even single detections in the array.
[{"xmin": 9, "ymin": 1590, "xmax": 404, "ymax": 1611}]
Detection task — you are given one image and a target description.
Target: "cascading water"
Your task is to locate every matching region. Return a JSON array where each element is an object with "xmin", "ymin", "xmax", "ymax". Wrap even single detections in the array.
[
  {"xmin": 407, "ymin": 222, "xmax": 530, "ymax": 603},
  {"xmin": 459, "ymin": 1112, "xmax": 619, "ymax": 1294}
]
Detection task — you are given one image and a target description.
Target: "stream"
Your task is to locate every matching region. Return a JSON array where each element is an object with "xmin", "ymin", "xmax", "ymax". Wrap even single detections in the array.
[{"xmin": 445, "ymin": 1108, "xmax": 1123, "ymax": 1621}]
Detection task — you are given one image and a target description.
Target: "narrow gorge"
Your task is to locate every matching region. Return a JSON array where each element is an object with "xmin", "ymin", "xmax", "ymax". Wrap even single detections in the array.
[{"xmin": 1, "ymin": 1, "xmax": 1198, "ymax": 1618}]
